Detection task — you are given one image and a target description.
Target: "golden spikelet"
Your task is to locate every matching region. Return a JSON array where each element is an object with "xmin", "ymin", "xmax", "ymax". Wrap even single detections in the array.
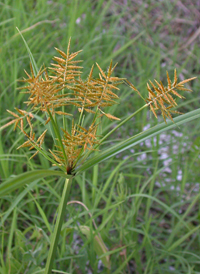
[
  {"xmin": 145, "ymin": 70, "xmax": 196, "ymax": 123},
  {"xmin": 49, "ymin": 38, "xmax": 83, "ymax": 85}
]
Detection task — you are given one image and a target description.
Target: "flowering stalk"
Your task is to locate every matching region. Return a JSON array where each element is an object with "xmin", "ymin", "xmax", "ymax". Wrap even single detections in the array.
[{"xmin": 44, "ymin": 177, "xmax": 72, "ymax": 274}]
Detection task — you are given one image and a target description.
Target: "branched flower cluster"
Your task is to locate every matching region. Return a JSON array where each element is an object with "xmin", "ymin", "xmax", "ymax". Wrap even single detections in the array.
[
  {"xmin": 4, "ymin": 39, "xmax": 195, "ymax": 174},
  {"xmin": 6, "ymin": 39, "xmax": 123, "ymax": 174}
]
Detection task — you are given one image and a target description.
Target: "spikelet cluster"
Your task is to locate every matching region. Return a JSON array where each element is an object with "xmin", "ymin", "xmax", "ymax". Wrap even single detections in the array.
[
  {"xmin": 5, "ymin": 39, "xmax": 123, "ymax": 174},
  {"xmin": 4, "ymin": 39, "xmax": 195, "ymax": 174},
  {"xmin": 145, "ymin": 70, "xmax": 196, "ymax": 123},
  {"xmin": 49, "ymin": 122, "xmax": 98, "ymax": 174}
]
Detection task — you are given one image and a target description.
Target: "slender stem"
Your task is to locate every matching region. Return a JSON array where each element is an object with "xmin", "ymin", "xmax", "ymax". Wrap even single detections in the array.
[
  {"xmin": 98, "ymin": 104, "xmax": 147, "ymax": 146},
  {"xmin": 47, "ymin": 109, "xmax": 68, "ymax": 165},
  {"xmin": 44, "ymin": 177, "xmax": 73, "ymax": 274},
  {"xmin": 62, "ymin": 39, "xmax": 70, "ymax": 132},
  {"xmin": 77, "ymin": 104, "xmax": 147, "ymax": 165}
]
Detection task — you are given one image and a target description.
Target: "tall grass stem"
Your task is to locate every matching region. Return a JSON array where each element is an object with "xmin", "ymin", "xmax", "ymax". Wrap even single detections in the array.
[{"xmin": 44, "ymin": 177, "xmax": 73, "ymax": 274}]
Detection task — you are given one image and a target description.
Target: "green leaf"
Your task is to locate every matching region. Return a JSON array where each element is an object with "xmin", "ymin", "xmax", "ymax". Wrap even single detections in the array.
[
  {"xmin": 16, "ymin": 27, "xmax": 39, "ymax": 76},
  {"xmin": 76, "ymin": 108, "xmax": 200, "ymax": 173},
  {"xmin": 0, "ymin": 170, "xmax": 71, "ymax": 198},
  {"xmin": 0, "ymin": 179, "xmax": 40, "ymax": 226},
  {"xmin": 167, "ymin": 225, "xmax": 200, "ymax": 252},
  {"xmin": 47, "ymin": 110, "xmax": 68, "ymax": 164},
  {"xmin": 29, "ymin": 192, "xmax": 52, "ymax": 234}
]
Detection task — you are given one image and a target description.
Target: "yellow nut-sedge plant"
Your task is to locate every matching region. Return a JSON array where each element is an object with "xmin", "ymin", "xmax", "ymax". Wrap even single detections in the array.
[{"xmin": 3, "ymin": 38, "xmax": 196, "ymax": 273}]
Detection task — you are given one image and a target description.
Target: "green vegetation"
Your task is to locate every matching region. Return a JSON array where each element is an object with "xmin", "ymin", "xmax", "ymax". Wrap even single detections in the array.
[{"xmin": 0, "ymin": 1, "xmax": 200, "ymax": 273}]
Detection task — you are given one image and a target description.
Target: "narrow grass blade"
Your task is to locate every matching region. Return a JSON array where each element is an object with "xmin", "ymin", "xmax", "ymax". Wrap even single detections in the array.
[
  {"xmin": 29, "ymin": 192, "xmax": 52, "ymax": 233},
  {"xmin": 0, "ymin": 170, "xmax": 70, "ymax": 198},
  {"xmin": 76, "ymin": 108, "xmax": 200, "ymax": 173},
  {"xmin": 6, "ymin": 208, "xmax": 17, "ymax": 262},
  {"xmin": 47, "ymin": 110, "xmax": 68, "ymax": 164},
  {"xmin": 127, "ymin": 193, "xmax": 190, "ymax": 230},
  {"xmin": 16, "ymin": 27, "xmax": 39, "ymax": 76},
  {"xmin": 0, "ymin": 179, "xmax": 40, "ymax": 226},
  {"xmin": 102, "ymin": 30, "xmax": 145, "ymax": 65},
  {"xmin": 167, "ymin": 225, "xmax": 200, "ymax": 252}
]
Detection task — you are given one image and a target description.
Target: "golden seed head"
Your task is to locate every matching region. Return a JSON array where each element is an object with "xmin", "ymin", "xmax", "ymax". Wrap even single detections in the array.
[
  {"xmin": 4, "ymin": 39, "xmax": 195, "ymax": 171},
  {"xmin": 145, "ymin": 70, "xmax": 195, "ymax": 123}
]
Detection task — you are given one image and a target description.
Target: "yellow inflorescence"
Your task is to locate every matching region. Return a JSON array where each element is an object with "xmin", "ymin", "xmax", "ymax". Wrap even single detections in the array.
[{"xmin": 4, "ymin": 40, "xmax": 196, "ymax": 173}]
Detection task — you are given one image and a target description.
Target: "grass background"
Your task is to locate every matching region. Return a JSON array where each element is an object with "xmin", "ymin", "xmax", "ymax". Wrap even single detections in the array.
[{"xmin": 0, "ymin": 0, "xmax": 200, "ymax": 273}]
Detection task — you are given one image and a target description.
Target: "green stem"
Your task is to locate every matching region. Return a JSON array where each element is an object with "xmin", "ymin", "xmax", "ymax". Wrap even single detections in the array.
[
  {"xmin": 44, "ymin": 177, "xmax": 73, "ymax": 274},
  {"xmin": 98, "ymin": 104, "xmax": 147, "ymax": 146},
  {"xmin": 78, "ymin": 104, "xmax": 147, "ymax": 165},
  {"xmin": 47, "ymin": 109, "xmax": 68, "ymax": 165}
]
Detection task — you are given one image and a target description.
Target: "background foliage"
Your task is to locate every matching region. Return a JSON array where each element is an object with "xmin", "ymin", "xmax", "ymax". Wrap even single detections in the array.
[{"xmin": 0, "ymin": 0, "xmax": 200, "ymax": 273}]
